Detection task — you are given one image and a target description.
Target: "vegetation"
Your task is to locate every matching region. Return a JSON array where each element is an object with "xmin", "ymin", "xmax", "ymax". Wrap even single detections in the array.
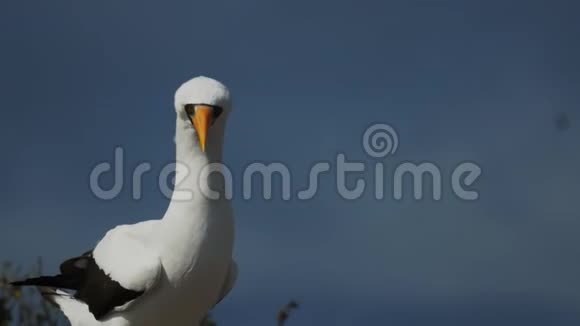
[{"xmin": 0, "ymin": 259, "xmax": 60, "ymax": 326}]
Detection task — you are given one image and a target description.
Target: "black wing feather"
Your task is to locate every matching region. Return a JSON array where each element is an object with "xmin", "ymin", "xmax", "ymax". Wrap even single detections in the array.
[
  {"xmin": 11, "ymin": 251, "xmax": 144, "ymax": 321},
  {"xmin": 75, "ymin": 258, "xmax": 144, "ymax": 320}
]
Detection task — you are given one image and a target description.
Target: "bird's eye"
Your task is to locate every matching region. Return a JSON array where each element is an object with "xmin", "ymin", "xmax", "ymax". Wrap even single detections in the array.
[
  {"xmin": 184, "ymin": 104, "xmax": 196, "ymax": 116},
  {"xmin": 212, "ymin": 106, "xmax": 223, "ymax": 120}
]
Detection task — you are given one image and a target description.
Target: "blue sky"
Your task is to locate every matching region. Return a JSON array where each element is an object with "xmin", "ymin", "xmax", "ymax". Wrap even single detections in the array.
[{"xmin": 1, "ymin": 1, "xmax": 579, "ymax": 325}]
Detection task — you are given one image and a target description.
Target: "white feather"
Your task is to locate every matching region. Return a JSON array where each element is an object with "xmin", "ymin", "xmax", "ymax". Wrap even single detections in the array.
[{"xmin": 93, "ymin": 221, "xmax": 162, "ymax": 291}]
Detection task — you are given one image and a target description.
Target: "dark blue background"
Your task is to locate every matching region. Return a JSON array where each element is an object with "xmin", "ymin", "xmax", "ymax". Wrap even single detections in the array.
[{"xmin": 1, "ymin": 1, "xmax": 579, "ymax": 325}]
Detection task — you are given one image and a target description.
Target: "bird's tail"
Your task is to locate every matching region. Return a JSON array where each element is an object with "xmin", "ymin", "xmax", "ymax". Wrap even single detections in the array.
[
  {"xmin": 13, "ymin": 283, "xmax": 96, "ymax": 326},
  {"xmin": 11, "ymin": 276, "xmax": 75, "ymax": 309},
  {"xmin": 11, "ymin": 274, "xmax": 79, "ymax": 290},
  {"xmin": 13, "ymin": 275, "xmax": 62, "ymax": 287},
  {"xmin": 11, "ymin": 276, "xmax": 99, "ymax": 325}
]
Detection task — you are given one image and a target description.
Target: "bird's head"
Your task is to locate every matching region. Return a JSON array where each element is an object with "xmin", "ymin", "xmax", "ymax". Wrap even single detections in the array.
[{"xmin": 174, "ymin": 76, "xmax": 232, "ymax": 152}]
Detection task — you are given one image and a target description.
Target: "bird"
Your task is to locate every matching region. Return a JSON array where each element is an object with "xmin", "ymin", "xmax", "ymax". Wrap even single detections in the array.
[{"xmin": 11, "ymin": 76, "xmax": 238, "ymax": 326}]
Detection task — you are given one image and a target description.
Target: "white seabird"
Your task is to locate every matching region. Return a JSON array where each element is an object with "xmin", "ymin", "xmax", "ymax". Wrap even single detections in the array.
[{"xmin": 12, "ymin": 76, "xmax": 238, "ymax": 326}]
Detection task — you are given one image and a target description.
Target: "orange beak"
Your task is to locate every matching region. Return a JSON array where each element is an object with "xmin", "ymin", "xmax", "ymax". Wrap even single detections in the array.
[{"xmin": 190, "ymin": 105, "xmax": 213, "ymax": 152}]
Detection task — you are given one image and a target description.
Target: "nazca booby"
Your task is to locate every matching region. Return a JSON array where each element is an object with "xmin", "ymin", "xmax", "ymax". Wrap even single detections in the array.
[{"xmin": 12, "ymin": 76, "xmax": 238, "ymax": 326}]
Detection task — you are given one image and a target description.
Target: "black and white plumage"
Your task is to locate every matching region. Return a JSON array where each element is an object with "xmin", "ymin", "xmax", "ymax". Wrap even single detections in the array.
[
  {"xmin": 12, "ymin": 77, "xmax": 238, "ymax": 326},
  {"xmin": 13, "ymin": 251, "xmax": 143, "ymax": 320}
]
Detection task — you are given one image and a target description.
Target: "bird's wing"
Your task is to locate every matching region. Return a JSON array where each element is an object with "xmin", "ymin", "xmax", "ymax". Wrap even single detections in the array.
[
  {"xmin": 93, "ymin": 221, "xmax": 161, "ymax": 291},
  {"xmin": 214, "ymin": 259, "xmax": 238, "ymax": 306},
  {"xmin": 78, "ymin": 220, "xmax": 162, "ymax": 320},
  {"xmin": 12, "ymin": 221, "xmax": 163, "ymax": 321}
]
